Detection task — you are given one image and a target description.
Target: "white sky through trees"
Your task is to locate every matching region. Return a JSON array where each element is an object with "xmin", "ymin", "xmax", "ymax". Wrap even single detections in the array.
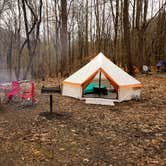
[{"xmin": 0, "ymin": 0, "xmax": 165, "ymax": 39}]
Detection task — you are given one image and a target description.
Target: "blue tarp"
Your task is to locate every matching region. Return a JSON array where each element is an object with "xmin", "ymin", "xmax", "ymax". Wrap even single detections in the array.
[
  {"xmin": 156, "ymin": 60, "xmax": 166, "ymax": 67},
  {"xmin": 84, "ymin": 83, "xmax": 106, "ymax": 94}
]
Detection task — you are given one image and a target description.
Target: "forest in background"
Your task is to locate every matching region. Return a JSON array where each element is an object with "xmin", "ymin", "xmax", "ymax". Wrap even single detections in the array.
[{"xmin": 0, "ymin": 0, "xmax": 166, "ymax": 80}]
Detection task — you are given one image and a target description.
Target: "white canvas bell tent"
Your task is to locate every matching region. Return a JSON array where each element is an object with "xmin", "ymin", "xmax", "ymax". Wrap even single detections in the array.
[{"xmin": 62, "ymin": 53, "xmax": 143, "ymax": 101}]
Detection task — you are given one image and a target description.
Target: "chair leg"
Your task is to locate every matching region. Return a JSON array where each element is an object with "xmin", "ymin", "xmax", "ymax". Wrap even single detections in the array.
[
  {"xmin": 21, "ymin": 98, "xmax": 35, "ymax": 106},
  {"xmin": 2, "ymin": 96, "xmax": 8, "ymax": 104},
  {"xmin": 8, "ymin": 95, "xmax": 12, "ymax": 103}
]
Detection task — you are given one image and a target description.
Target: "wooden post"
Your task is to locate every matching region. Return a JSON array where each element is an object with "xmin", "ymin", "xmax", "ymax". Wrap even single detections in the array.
[{"xmin": 50, "ymin": 95, "xmax": 53, "ymax": 113}]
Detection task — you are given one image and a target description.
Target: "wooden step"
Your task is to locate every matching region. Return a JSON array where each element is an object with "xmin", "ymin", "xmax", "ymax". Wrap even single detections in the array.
[{"xmin": 85, "ymin": 98, "xmax": 115, "ymax": 106}]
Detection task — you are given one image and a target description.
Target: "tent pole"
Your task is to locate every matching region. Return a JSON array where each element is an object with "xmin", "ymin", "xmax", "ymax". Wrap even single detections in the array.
[{"xmin": 99, "ymin": 71, "xmax": 101, "ymax": 96}]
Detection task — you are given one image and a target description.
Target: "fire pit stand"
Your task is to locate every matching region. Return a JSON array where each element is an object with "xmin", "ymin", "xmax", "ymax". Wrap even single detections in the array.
[{"xmin": 41, "ymin": 86, "xmax": 61, "ymax": 113}]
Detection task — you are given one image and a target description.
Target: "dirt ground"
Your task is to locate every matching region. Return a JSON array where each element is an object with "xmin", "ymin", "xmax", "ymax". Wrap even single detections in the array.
[{"xmin": 0, "ymin": 73, "xmax": 166, "ymax": 166}]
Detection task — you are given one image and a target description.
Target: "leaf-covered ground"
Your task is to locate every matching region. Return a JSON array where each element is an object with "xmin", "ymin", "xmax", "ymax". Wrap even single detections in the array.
[{"xmin": 0, "ymin": 73, "xmax": 165, "ymax": 165}]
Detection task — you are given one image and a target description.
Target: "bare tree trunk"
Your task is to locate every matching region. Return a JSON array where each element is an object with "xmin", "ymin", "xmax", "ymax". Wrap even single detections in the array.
[
  {"xmin": 22, "ymin": 0, "xmax": 35, "ymax": 79},
  {"xmin": 7, "ymin": 32, "xmax": 13, "ymax": 81},
  {"xmin": 101, "ymin": 0, "xmax": 106, "ymax": 53},
  {"xmin": 14, "ymin": 0, "xmax": 21, "ymax": 80},
  {"xmin": 123, "ymin": 0, "xmax": 133, "ymax": 74},
  {"xmin": 136, "ymin": 0, "xmax": 142, "ymax": 30},
  {"xmin": 22, "ymin": 0, "xmax": 43, "ymax": 79},
  {"xmin": 85, "ymin": 0, "xmax": 89, "ymax": 57},
  {"xmin": 60, "ymin": 0, "xmax": 68, "ymax": 76},
  {"xmin": 114, "ymin": 0, "xmax": 119, "ymax": 63},
  {"xmin": 46, "ymin": 0, "xmax": 51, "ymax": 76},
  {"xmin": 132, "ymin": 0, "xmax": 136, "ymax": 28},
  {"xmin": 94, "ymin": 0, "xmax": 101, "ymax": 52}
]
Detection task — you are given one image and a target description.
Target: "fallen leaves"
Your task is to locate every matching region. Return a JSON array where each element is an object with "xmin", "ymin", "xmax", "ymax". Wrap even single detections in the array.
[{"xmin": 0, "ymin": 73, "xmax": 165, "ymax": 165}]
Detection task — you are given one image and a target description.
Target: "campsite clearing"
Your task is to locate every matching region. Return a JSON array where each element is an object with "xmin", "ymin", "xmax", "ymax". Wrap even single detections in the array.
[{"xmin": 0, "ymin": 73, "xmax": 165, "ymax": 165}]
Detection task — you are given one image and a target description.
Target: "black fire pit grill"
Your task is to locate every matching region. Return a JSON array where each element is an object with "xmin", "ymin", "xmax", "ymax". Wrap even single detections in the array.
[{"xmin": 41, "ymin": 86, "xmax": 61, "ymax": 113}]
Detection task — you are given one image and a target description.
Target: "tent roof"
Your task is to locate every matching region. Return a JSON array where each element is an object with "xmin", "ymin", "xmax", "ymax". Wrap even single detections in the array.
[{"xmin": 63, "ymin": 53, "xmax": 143, "ymax": 88}]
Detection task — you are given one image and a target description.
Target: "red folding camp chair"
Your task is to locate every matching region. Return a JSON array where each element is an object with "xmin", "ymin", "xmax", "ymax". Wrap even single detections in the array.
[
  {"xmin": 5, "ymin": 81, "xmax": 20, "ymax": 103},
  {"xmin": 21, "ymin": 81, "xmax": 36, "ymax": 105}
]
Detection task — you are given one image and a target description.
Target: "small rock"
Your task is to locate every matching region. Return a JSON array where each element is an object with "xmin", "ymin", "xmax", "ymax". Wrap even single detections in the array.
[
  {"xmin": 59, "ymin": 148, "xmax": 65, "ymax": 151},
  {"xmin": 83, "ymin": 158, "xmax": 89, "ymax": 163}
]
